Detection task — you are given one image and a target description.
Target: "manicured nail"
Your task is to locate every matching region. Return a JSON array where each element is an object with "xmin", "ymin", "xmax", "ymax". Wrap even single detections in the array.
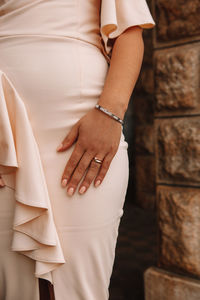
[
  {"xmin": 67, "ymin": 187, "xmax": 74, "ymax": 196},
  {"xmin": 79, "ymin": 186, "xmax": 86, "ymax": 194},
  {"xmin": 0, "ymin": 178, "xmax": 5, "ymax": 187},
  {"xmin": 94, "ymin": 180, "xmax": 101, "ymax": 187},
  {"xmin": 61, "ymin": 179, "xmax": 68, "ymax": 187},
  {"xmin": 56, "ymin": 143, "xmax": 63, "ymax": 151}
]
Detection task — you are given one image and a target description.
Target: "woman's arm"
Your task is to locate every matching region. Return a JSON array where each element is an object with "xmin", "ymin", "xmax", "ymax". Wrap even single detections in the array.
[
  {"xmin": 57, "ymin": 26, "xmax": 144, "ymax": 196},
  {"xmin": 98, "ymin": 26, "xmax": 144, "ymax": 119}
]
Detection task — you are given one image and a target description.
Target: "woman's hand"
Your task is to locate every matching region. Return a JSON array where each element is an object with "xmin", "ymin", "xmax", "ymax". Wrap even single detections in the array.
[
  {"xmin": 56, "ymin": 108, "xmax": 122, "ymax": 196},
  {"xmin": 0, "ymin": 175, "xmax": 5, "ymax": 188}
]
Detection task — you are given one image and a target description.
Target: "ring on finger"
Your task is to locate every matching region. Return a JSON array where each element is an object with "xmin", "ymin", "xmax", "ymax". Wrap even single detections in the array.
[{"xmin": 93, "ymin": 157, "xmax": 103, "ymax": 164}]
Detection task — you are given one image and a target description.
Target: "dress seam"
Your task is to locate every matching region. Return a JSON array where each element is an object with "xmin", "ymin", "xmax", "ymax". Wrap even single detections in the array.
[{"xmin": 0, "ymin": 33, "xmax": 102, "ymax": 51}]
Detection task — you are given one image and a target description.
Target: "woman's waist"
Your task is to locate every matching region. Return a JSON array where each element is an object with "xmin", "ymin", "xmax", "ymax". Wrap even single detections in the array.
[{"xmin": 0, "ymin": 31, "xmax": 102, "ymax": 50}]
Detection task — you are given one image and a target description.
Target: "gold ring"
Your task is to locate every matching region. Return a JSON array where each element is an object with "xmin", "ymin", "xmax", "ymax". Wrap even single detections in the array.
[{"xmin": 93, "ymin": 157, "xmax": 103, "ymax": 164}]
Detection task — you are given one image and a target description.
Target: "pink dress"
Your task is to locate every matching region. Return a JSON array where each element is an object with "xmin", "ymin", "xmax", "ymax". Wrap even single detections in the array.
[{"xmin": 0, "ymin": 1, "xmax": 155, "ymax": 299}]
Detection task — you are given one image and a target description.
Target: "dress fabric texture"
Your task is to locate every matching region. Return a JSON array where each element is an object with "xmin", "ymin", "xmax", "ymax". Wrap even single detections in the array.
[{"xmin": 0, "ymin": 0, "xmax": 155, "ymax": 299}]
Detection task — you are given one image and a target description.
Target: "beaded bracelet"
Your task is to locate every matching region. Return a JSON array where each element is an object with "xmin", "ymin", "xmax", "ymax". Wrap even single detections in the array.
[{"xmin": 95, "ymin": 104, "xmax": 124, "ymax": 126}]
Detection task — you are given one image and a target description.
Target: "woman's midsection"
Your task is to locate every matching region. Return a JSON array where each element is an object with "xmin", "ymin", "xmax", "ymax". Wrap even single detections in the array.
[{"xmin": 0, "ymin": 34, "xmax": 129, "ymax": 227}]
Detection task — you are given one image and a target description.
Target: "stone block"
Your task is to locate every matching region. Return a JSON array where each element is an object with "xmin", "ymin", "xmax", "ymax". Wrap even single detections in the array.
[
  {"xmin": 145, "ymin": 267, "xmax": 200, "ymax": 300},
  {"xmin": 157, "ymin": 185, "xmax": 200, "ymax": 277},
  {"xmin": 154, "ymin": 44, "xmax": 200, "ymax": 116},
  {"xmin": 156, "ymin": 117, "xmax": 200, "ymax": 186},
  {"xmin": 155, "ymin": 0, "xmax": 200, "ymax": 43}
]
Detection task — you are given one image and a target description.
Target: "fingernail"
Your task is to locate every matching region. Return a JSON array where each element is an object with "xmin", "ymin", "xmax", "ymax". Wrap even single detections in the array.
[
  {"xmin": 61, "ymin": 179, "xmax": 68, "ymax": 187},
  {"xmin": 56, "ymin": 143, "xmax": 63, "ymax": 151},
  {"xmin": 94, "ymin": 180, "xmax": 101, "ymax": 187},
  {"xmin": 67, "ymin": 187, "xmax": 74, "ymax": 196},
  {"xmin": 79, "ymin": 186, "xmax": 86, "ymax": 194},
  {"xmin": 0, "ymin": 178, "xmax": 5, "ymax": 187}
]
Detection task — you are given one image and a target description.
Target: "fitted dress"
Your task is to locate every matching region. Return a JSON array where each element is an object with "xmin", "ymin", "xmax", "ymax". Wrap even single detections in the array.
[{"xmin": 0, "ymin": 1, "xmax": 155, "ymax": 299}]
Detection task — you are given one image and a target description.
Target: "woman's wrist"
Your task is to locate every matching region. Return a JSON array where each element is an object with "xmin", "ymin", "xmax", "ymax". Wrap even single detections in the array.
[
  {"xmin": 95, "ymin": 104, "xmax": 124, "ymax": 126},
  {"xmin": 97, "ymin": 96, "xmax": 127, "ymax": 120}
]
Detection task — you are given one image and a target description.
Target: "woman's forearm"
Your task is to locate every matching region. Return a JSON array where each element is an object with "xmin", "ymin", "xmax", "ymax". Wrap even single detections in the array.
[{"xmin": 98, "ymin": 26, "xmax": 144, "ymax": 120}]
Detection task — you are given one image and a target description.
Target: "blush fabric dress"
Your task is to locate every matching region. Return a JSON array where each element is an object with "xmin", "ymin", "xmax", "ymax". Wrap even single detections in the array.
[{"xmin": 0, "ymin": 1, "xmax": 155, "ymax": 299}]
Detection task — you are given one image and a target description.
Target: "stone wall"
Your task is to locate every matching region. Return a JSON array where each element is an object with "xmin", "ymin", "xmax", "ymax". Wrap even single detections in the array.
[{"xmin": 144, "ymin": 0, "xmax": 200, "ymax": 299}]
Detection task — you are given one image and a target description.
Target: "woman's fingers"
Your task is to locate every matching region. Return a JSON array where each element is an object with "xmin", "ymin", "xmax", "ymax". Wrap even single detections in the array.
[
  {"xmin": 94, "ymin": 153, "xmax": 114, "ymax": 187},
  {"xmin": 60, "ymin": 144, "xmax": 116, "ymax": 197},
  {"xmin": 66, "ymin": 152, "xmax": 98, "ymax": 196},
  {"xmin": 56, "ymin": 123, "xmax": 79, "ymax": 152},
  {"xmin": 0, "ymin": 176, "xmax": 5, "ymax": 188},
  {"xmin": 65, "ymin": 151, "xmax": 114, "ymax": 196},
  {"xmin": 61, "ymin": 143, "xmax": 85, "ymax": 189},
  {"xmin": 78, "ymin": 155, "xmax": 104, "ymax": 195}
]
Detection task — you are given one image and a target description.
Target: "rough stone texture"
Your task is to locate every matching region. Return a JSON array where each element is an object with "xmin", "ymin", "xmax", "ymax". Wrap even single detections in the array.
[
  {"xmin": 156, "ymin": 0, "xmax": 200, "ymax": 42},
  {"xmin": 145, "ymin": 267, "xmax": 200, "ymax": 300},
  {"xmin": 135, "ymin": 125, "xmax": 155, "ymax": 155},
  {"xmin": 154, "ymin": 44, "xmax": 200, "ymax": 116},
  {"xmin": 156, "ymin": 117, "xmax": 200, "ymax": 185},
  {"xmin": 145, "ymin": 0, "xmax": 200, "ymax": 298},
  {"xmin": 157, "ymin": 186, "xmax": 200, "ymax": 277}
]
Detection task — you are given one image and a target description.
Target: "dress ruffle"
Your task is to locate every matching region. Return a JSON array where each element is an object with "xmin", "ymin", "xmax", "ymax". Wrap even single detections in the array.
[
  {"xmin": 100, "ymin": 0, "xmax": 155, "ymax": 60},
  {"xmin": 0, "ymin": 70, "xmax": 65, "ymax": 283}
]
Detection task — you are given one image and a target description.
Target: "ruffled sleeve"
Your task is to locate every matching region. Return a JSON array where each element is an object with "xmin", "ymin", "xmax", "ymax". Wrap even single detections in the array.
[{"xmin": 100, "ymin": 0, "xmax": 155, "ymax": 61}]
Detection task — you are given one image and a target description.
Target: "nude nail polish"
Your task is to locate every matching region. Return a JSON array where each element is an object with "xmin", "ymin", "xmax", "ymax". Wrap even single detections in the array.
[
  {"xmin": 79, "ymin": 186, "xmax": 86, "ymax": 194},
  {"xmin": 61, "ymin": 179, "xmax": 68, "ymax": 187},
  {"xmin": 67, "ymin": 187, "xmax": 74, "ymax": 196},
  {"xmin": 56, "ymin": 143, "xmax": 63, "ymax": 151},
  {"xmin": 94, "ymin": 180, "xmax": 101, "ymax": 187}
]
